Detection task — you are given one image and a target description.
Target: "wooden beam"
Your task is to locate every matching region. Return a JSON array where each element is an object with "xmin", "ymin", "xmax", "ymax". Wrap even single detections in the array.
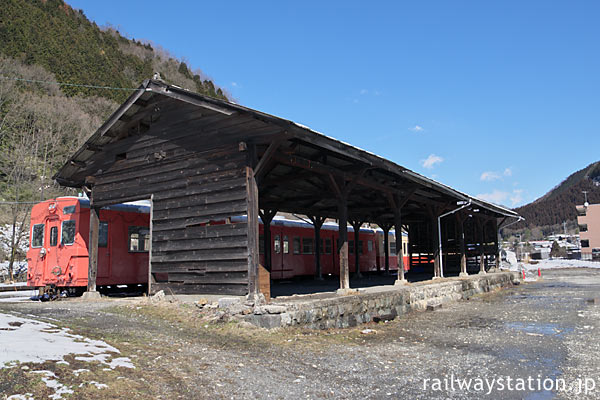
[
  {"xmin": 258, "ymin": 208, "xmax": 277, "ymax": 272},
  {"xmin": 254, "ymin": 137, "xmax": 285, "ymax": 182},
  {"xmin": 338, "ymin": 197, "xmax": 350, "ymax": 290},
  {"xmin": 87, "ymin": 205, "xmax": 100, "ymax": 293},
  {"xmin": 308, "ymin": 215, "xmax": 326, "ymax": 280},
  {"xmin": 246, "ymin": 166, "xmax": 260, "ymax": 298},
  {"xmin": 350, "ymin": 219, "xmax": 364, "ymax": 278},
  {"xmin": 273, "ymin": 153, "xmax": 414, "ymax": 197}
]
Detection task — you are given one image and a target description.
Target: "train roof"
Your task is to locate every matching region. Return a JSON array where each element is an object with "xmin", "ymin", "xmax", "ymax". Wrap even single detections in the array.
[
  {"xmin": 46, "ymin": 197, "xmax": 151, "ymax": 214},
  {"xmin": 232, "ymin": 215, "xmax": 408, "ymax": 236}
]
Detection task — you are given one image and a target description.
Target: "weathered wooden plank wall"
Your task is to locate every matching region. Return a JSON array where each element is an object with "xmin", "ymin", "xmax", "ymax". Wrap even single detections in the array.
[{"xmin": 89, "ymin": 100, "xmax": 258, "ymax": 295}]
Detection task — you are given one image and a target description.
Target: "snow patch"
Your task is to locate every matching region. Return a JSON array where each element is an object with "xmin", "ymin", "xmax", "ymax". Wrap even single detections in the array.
[
  {"xmin": 0, "ymin": 312, "xmax": 134, "ymax": 370},
  {"xmin": 30, "ymin": 370, "xmax": 74, "ymax": 399},
  {"xmin": 6, "ymin": 394, "xmax": 34, "ymax": 400}
]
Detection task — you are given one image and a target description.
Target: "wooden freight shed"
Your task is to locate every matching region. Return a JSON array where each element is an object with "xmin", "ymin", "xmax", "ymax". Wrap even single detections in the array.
[{"xmin": 53, "ymin": 79, "xmax": 520, "ymax": 299}]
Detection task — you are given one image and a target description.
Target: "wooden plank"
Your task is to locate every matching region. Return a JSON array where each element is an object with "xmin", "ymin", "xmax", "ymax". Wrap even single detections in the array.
[
  {"xmin": 167, "ymin": 272, "xmax": 248, "ymax": 285},
  {"xmin": 152, "ymin": 187, "xmax": 247, "ymax": 211},
  {"xmin": 151, "ymin": 260, "xmax": 247, "ymax": 273},
  {"xmin": 152, "ymin": 199, "xmax": 247, "ymax": 221},
  {"xmin": 152, "ymin": 235, "xmax": 248, "ymax": 252},
  {"xmin": 151, "ymin": 212, "xmax": 247, "ymax": 232},
  {"xmin": 151, "ymin": 248, "xmax": 248, "ymax": 263},
  {"xmin": 258, "ymin": 264, "xmax": 270, "ymax": 301},
  {"xmin": 152, "ymin": 177, "xmax": 246, "ymax": 202},
  {"xmin": 152, "ymin": 222, "xmax": 248, "ymax": 241},
  {"xmin": 150, "ymin": 282, "xmax": 247, "ymax": 296}
]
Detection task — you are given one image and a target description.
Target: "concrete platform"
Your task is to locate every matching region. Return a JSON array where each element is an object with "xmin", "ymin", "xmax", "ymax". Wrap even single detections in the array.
[{"xmin": 243, "ymin": 271, "xmax": 521, "ymax": 329}]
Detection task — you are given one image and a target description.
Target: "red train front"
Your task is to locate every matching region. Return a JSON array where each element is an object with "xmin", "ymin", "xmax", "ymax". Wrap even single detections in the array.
[{"xmin": 26, "ymin": 197, "xmax": 150, "ymax": 293}]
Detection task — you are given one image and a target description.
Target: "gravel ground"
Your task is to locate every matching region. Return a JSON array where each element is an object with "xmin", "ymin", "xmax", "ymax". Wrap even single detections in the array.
[{"xmin": 2, "ymin": 268, "xmax": 600, "ymax": 399}]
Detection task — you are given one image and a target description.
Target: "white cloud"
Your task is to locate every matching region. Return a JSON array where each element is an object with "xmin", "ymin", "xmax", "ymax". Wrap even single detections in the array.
[
  {"xmin": 480, "ymin": 171, "xmax": 501, "ymax": 181},
  {"xmin": 231, "ymin": 82, "xmax": 238, "ymax": 87},
  {"xmin": 421, "ymin": 154, "xmax": 443, "ymax": 169},
  {"xmin": 410, "ymin": 125, "xmax": 424, "ymax": 132},
  {"xmin": 360, "ymin": 89, "xmax": 368, "ymax": 95},
  {"xmin": 476, "ymin": 189, "xmax": 524, "ymax": 206},
  {"xmin": 510, "ymin": 189, "xmax": 523, "ymax": 206},
  {"xmin": 480, "ymin": 167, "xmax": 512, "ymax": 181},
  {"xmin": 476, "ymin": 190, "xmax": 509, "ymax": 205}
]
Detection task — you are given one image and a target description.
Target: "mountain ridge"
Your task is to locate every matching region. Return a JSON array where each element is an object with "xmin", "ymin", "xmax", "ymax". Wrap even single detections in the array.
[{"xmin": 513, "ymin": 160, "xmax": 600, "ymax": 231}]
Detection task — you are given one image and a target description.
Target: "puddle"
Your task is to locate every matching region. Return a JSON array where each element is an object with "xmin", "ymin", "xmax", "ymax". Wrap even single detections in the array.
[{"xmin": 505, "ymin": 322, "xmax": 570, "ymax": 337}]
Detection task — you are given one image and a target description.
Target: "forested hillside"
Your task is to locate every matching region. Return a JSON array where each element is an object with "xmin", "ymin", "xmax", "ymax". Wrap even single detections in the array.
[
  {"xmin": 0, "ymin": 0, "xmax": 227, "ymax": 102},
  {"xmin": 510, "ymin": 161, "xmax": 600, "ymax": 235},
  {"xmin": 0, "ymin": 0, "xmax": 228, "ymax": 269}
]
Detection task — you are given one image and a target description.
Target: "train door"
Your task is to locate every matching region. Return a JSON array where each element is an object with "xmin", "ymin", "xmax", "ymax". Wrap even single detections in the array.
[
  {"xmin": 44, "ymin": 216, "xmax": 61, "ymax": 281},
  {"xmin": 270, "ymin": 226, "xmax": 284, "ymax": 280},
  {"xmin": 97, "ymin": 221, "xmax": 110, "ymax": 278}
]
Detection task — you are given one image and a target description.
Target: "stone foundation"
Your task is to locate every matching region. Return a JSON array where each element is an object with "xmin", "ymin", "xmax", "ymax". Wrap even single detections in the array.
[{"xmin": 243, "ymin": 271, "xmax": 521, "ymax": 329}]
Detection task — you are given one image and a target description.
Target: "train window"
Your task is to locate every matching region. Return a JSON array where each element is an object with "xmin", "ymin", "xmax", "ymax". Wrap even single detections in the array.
[
  {"xmin": 293, "ymin": 237, "xmax": 301, "ymax": 254},
  {"xmin": 283, "ymin": 236, "xmax": 289, "ymax": 254},
  {"xmin": 324, "ymin": 238, "xmax": 332, "ymax": 254},
  {"xmin": 581, "ymin": 240, "xmax": 590, "ymax": 248},
  {"xmin": 259, "ymin": 234, "xmax": 264, "ymax": 254},
  {"xmin": 61, "ymin": 220, "xmax": 76, "ymax": 245},
  {"xmin": 403, "ymin": 242, "xmax": 407, "ymax": 255},
  {"xmin": 367, "ymin": 240, "xmax": 373, "ymax": 252},
  {"xmin": 99, "ymin": 222, "xmax": 109, "ymax": 248},
  {"xmin": 129, "ymin": 226, "xmax": 150, "ymax": 252},
  {"xmin": 390, "ymin": 241, "xmax": 396, "ymax": 256},
  {"xmin": 31, "ymin": 224, "xmax": 44, "ymax": 248},
  {"xmin": 50, "ymin": 227, "xmax": 58, "ymax": 247},
  {"xmin": 349, "ymin": 240, "xmax": 354, "ymax": 255},
  {"xmin": 302, "ymin": 238, "xmax": 314, "ymax": 254},
  {"xmin": 358, "ymin": 240, "xmax": 363, "ymax": 255},
  {"xmin": 63, "ymin": 205, "xmax": 76, "ymax": 215},
  {"xmin": 274, "ymin": 235, "xmax": 281, "ymax": 254}
]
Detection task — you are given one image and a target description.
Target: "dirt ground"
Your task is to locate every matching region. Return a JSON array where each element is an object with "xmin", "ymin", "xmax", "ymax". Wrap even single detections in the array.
[{"xmin": 2, "ymin": 268, "xmax": 600, "ymax": 399}]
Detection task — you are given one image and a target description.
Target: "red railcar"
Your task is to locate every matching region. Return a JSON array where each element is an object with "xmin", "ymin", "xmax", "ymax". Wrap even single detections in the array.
[
  {"xmin": 259, "ymin": 217, "xmax": 409, "ymax": 279},
  {"xmin": 27, "ymin": 198, "xmax": 409, "ymax": 293},
  {"xmin": 26, "ymin": 197, "xmax": 150, "ymax": 293}
]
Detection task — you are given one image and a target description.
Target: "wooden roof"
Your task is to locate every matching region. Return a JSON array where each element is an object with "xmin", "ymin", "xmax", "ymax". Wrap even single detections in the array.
[{"xmin": 54, "ymin": 79, "xmax": 519, "ymax": 224}]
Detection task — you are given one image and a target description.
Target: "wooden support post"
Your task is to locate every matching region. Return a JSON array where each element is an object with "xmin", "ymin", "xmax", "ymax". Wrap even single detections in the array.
[
  {"xmin": 457, "ymin": 213, "xmax": 468, "ymax": 277},
  {"xmin": 309, "ymin": 215, "xmax": 326, "ymax": 280},
  {"xmin": 432, "ymin": 215, "xmax": 441, "ymax": 278},
  {"xmin": 351, "ymin": 219, "xmax": 363, "ymax": 278},
  {"xmin": 478, "ymin": 218, "xmax": 486, "ymax": 274},
  {"xmin": 494, "ymin": 218, "xmax": 501, "ymax": 271},
  {"xmin": 387, "ymin": 192, "xmax": 412, "ymax": 284},
  {"xmin": 328, "ymin": 172, "xmax": 364, "ymax": 293},
  {"xmin": 382, "ymin": 224, "xmax": 391, "ymax": 275},
  {"xmin": 394, "ymin": 209, "xmax": 406, "ymax": 285},
  {"xmin": 246, "ymin": 166, "xmax": 261, "ymax": 298},
  {"xmin": 338, "ymin": 198, "xmax": 350, "ymax": 291},
  {"xmin": 83, "ymin": 204, "xmax": 100, "ymax": 300},
  {"xmin": 258, "ymin": 209, "xmax": 276, "ymax": 272},
  {"xmin": 148, "ymin": 194, "xmax": 154, "ymax": 294}
]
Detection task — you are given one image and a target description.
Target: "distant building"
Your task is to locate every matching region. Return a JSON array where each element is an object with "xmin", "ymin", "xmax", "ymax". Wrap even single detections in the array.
[{"xmin": 577, "ymin": 203, "xmax": 600, "ymax": 260}]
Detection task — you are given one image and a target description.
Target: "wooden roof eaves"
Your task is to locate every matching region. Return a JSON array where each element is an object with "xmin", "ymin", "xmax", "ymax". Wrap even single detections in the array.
[{"xmin": 53, "ymin": 79, "xmax": 520, "ymax": 220}]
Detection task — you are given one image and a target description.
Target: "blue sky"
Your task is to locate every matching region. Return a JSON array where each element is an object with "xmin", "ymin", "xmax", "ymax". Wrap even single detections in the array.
[{"xmin": 68, "ymin": 0, "xmax": 600, "ymax": 208}]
